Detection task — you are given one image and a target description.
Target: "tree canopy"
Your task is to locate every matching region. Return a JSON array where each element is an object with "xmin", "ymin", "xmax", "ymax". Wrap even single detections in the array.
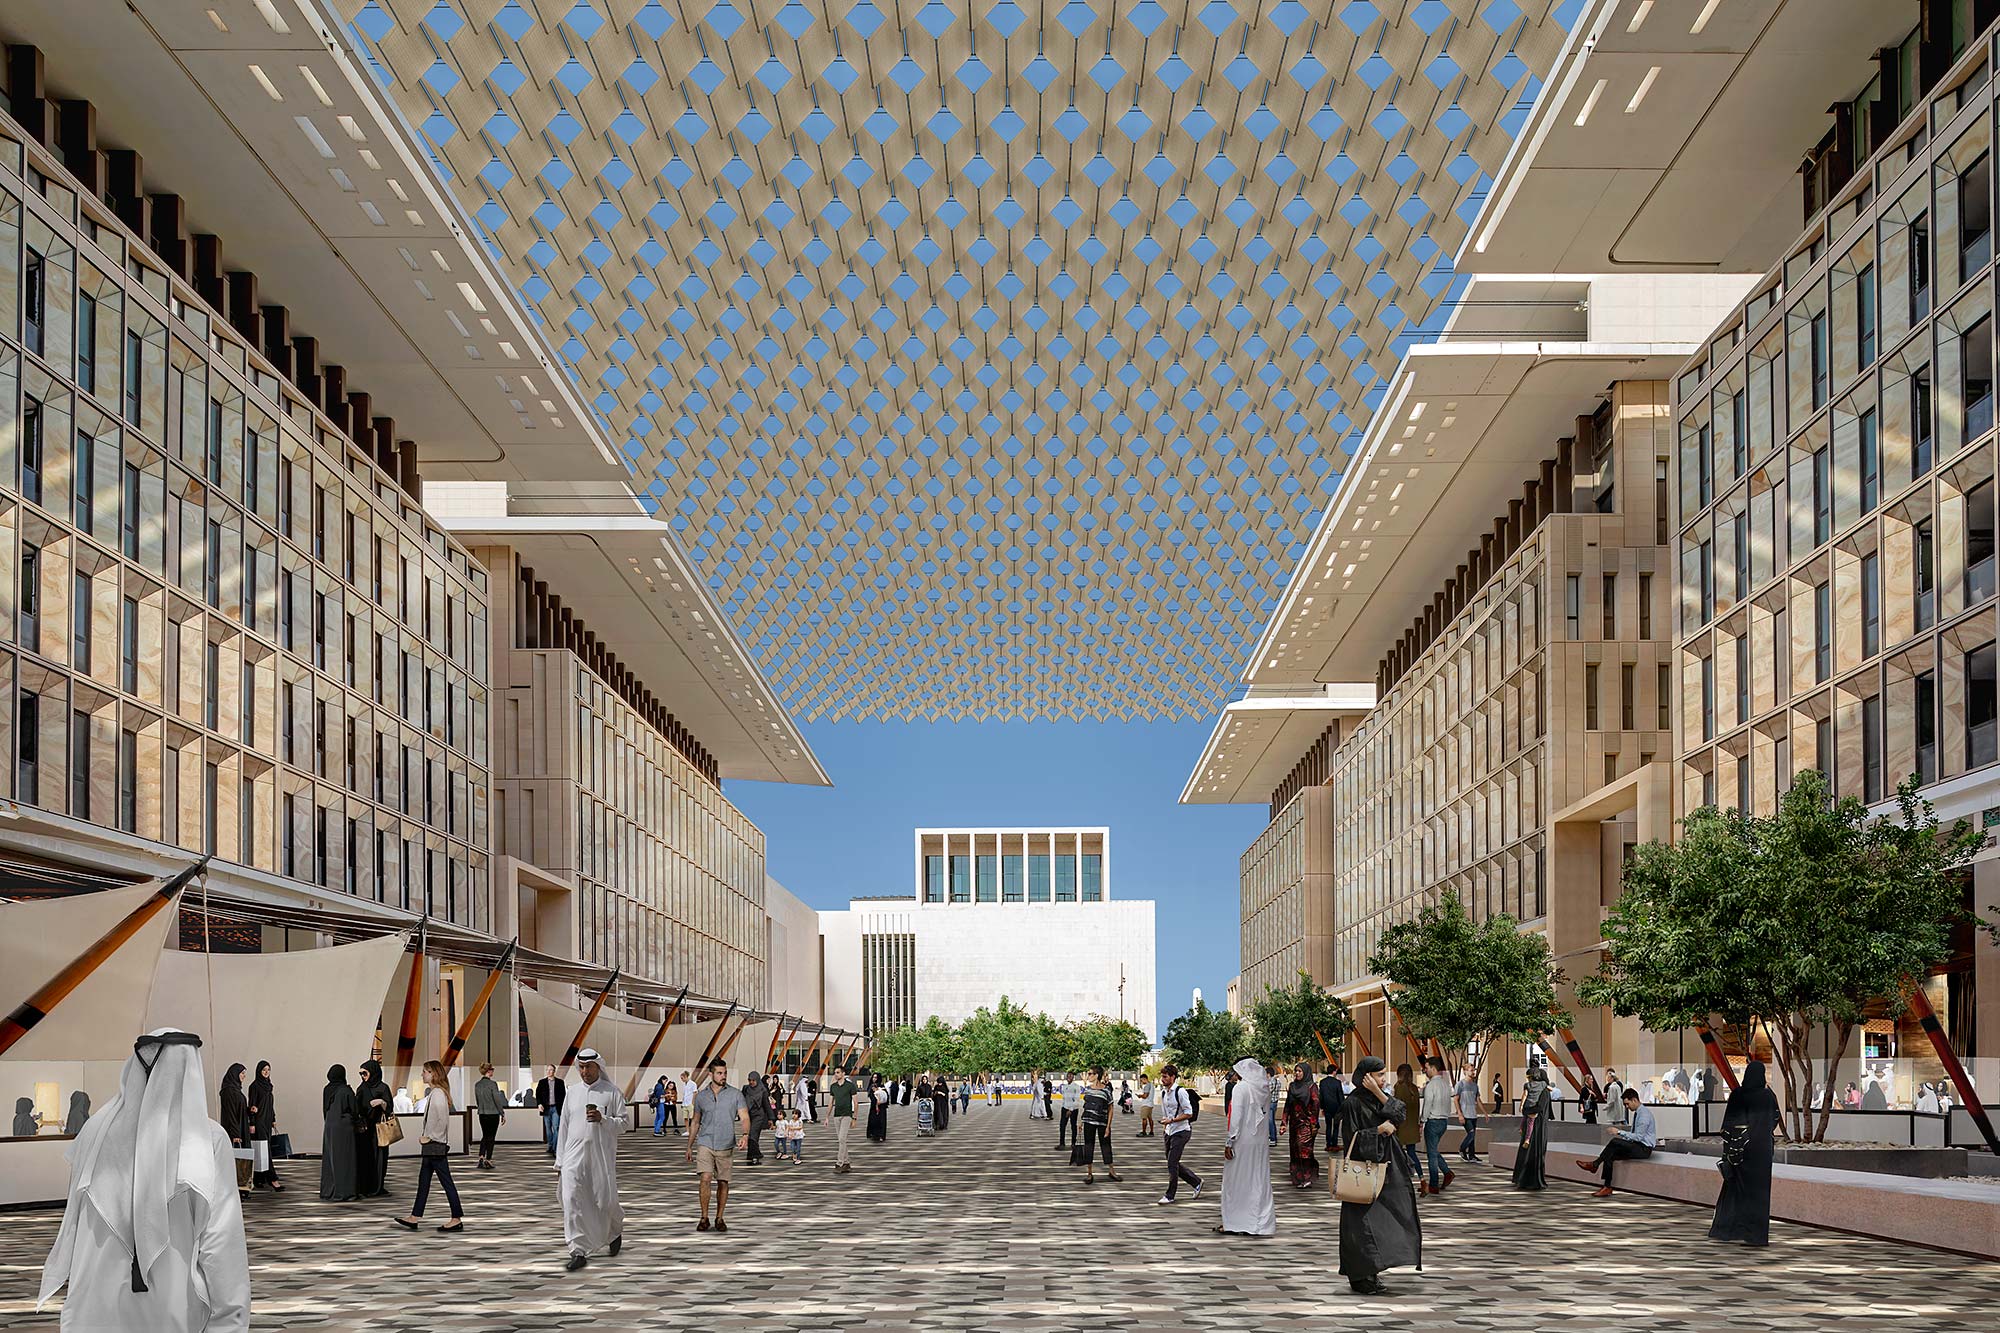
[
  {"xmin": 1580, "ymin": 771, "xmax": 1987, "ymax": 1140},
  {"xmin": 862, "ymin": 999, "xmax": 1150, "ymax": 1077},
  {"xmin": 1161, "ymin": 998, "xmax": 1247, "ymax": 1072},
  {"xmin": 1367, "ymin": 891, "xmax": 1565, "ymax": 1079},
  {"xmin": 1246, "ymin": 970, "xmax": 1353, "ymax": 1067}
]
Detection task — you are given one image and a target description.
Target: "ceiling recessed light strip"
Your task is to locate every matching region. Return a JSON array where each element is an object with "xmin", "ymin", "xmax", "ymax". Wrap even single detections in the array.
[
  {"xmin": 1574, "ymin": 77, "xmax": 1608, "ymax": 127},
  {"xmin": 1626, "ymin": 66, "xmax": 1661, "ymax": 112},
  {"xmin": 1691, "ymin": 0, "xmax": 1723, "ymax": 35}
]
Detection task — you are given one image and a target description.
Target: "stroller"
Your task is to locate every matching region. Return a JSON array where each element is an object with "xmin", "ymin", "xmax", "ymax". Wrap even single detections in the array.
[{"xmin": 916, "ymin": 1095, "xmax": 936, "ymax": 1136}]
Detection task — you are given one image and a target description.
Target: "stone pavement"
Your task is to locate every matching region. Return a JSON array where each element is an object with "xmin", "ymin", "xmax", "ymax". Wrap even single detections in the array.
[{"xmin": 3, "ymin": 1099, "xmax": 1998, "ymax": 1329}]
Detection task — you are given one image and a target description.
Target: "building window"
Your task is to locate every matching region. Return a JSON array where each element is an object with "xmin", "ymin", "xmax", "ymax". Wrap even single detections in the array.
[
  {"xmin": 975, "ymin": 854, "xmax": 997, "ymax": 903},
  {"xmin": 1700, "ymin": 656, "xmax": 1715, "ymax": 741},
  {"xmin": 1859, "ymin": 409, "xmax": 1880, "ymax": 514},
  {"xmin": 1961, "ymin": 153, "xmax": 1991, "ymax": 284},
  {"xmin": 17, "ymin": 544, "xmax": 39, "ymax": 651},
  {"xmin": 1699, "ymin": 540, "xmax": 1715, "ymax": 622},
  {"xmin": 1816, "ymin": 716, "xmax": 1834, "ymax": 783},
  {"xmin": 123, "ymin": 330, "xmax": 143, "ymax": 425},
  {"xmin": 1856, "ymin": 263, "xmax": 1876, "ymax": 369},
  {"xmin": 1962, "ymin": 316, "xmax": 1994, "ymax": 444},
  {"xmin": 1602, "ymin": 573, "xmax": 1617, "ymax": 639},
  {"xmin": 1813, "ymin": 582, "xmax": 1832, "ymax": 682},
  {"xmin": 1969, "ymin": 642, "xmax": 1999, "ymax": 769},
  {"xmin": 1911, "ymin": 216, "xmax": 1932, "ymax": 322},
  {"xmin": 1001, "ymin": 854, "xmax": 1024, "ymax": 901},
  {"xmin": 1735, "ymin": 635, "xmax": 1750, "ymax": 724},
  {"xmin": 1027, "ymin": 854, "xmax": 1050, "ymax": 902},
  {"xmin": 1732, "ymin": 510, "xmax": 1750, "ymax": 602},
  {"xmin": 204, "ymin": 762, "xmax": 219, "ymax": 857},
  {"xmin": 1916, "ymin": 669, "xmax": 1938, "ymax": 783},
  {"xmin": 1696, "ymin": 424, "xmax": 1714, "ymax": 508},
  {"xmin": 205, "ymin": 519, "xmax": 223, "ymax": 609},
  {"xmin": 1968, "ymin": 479, "xmax": 1996, "ymax": 603},
  {"xmin": 1737, "ymin": 756, "xmax": 1752, "ymax": 813},
  {"xmin": 1637, "ymin": 572, "xmax": 1653, "ymax": 639},
  {"xmin": 1861, "ymin": 552, "xmax": 1881, "ymax": 657},
  {"xmin": 74, "ymin": 433, "xmax": 94, "ymax": 533},
  {"xmin": 1655, "ymin": 457, "xmax": 1670, "ymax": 544},
  {"xmin": 71, "ymin": 570, "xmax": 90, "ymax": 671},
  {"xmin": 69, "ymin": 713, "xmax": 89, "ymax": 820},
  {"xmin": 18, "ymin": 692, "xmax": 39, "ymax": 804},
  {"xmin": 1863, "ymin": 694, "xmax": 1885, "ymax": 802},
  {"xmin": 121, "ymin": 462, "xmax": 141, "ymax": 559},
  {"xmin": 23, "ymin": 247, "xmax": 44, "ymax": 356},
  {"xmin": 1585, "ymin": 663, "xmax": 1600, "ymax": 730},
  {"xmin": 1565, "ymin": 574, "xmax": 1581, "ymax": 639},
  {"xmin": 1054, "ymin": 854, "xmax": 1077, "ymax": 902},
  {"xmin": 241, "ymin": 776, "xmax": 257, "ymax": 865},
  {"xmin": 21, "ymin": 397, "xmax": 43, "ymax": 507},
  {"xmin": 1916, "ymin": 516, "xmax": 1937, "ymax": 629},
  {"xmin": 1913, "ymin": 367, "xmax": 1934, "ymax": 476},
  {"xmin": 1731, "ymin": 390, "xmax": 1749, "ymax": 478},
  {"xmin": 1621, "ymin": 663, "xmax": 1636, "ymax": 731},
  {"xmin": 1081, "ymin": 854, "xmax": 1103, "ymax": 902},
  {"xmin": 1658, "ymin": 663, "xmax": 1671, "ymax": 731},
  {"xmin": 1811, "ymin": 445, "xmax": 1832, "ymax": 546},
  {"xmin": 120, "ymin": 597, "xmax": 139, "ymax": 694},
  {"xmin": 205, "ymin": 400, "xmax": 223, "ymax": 486},
  {"xmin": 923, "ymin": 854, "xmax": 945, "ymax": 903},
  {"xmin": 1606, "ymin": 753, "xmax": 1621, "ymax": 786},
  {"xmin": 118, "ymin": 729, "xmax": 138, "ymax": 833},
  {"xmin": 1771, "ymin": 606, "xmax": 1788, "ymax": 706},
  {"xmin": 204, "ymin": 641, "xmax": 220, "ymax": 730},
  {"xmin": 1810, "ymin": 308, "xmax": 1830, "ymax": 410}
]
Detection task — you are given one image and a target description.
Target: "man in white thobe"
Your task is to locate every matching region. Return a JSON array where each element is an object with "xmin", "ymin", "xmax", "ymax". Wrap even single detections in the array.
[
  {"xmin": 556, "ymin": 1050, "xmax": 625, "ymax": 1271},
  {"xmin": 1218, "ymin": 1056, "xmax": 1277, "ymax": 1236},
  {"xmin": 39, "ymin": 1028, "xmax": 251, "ymax": 1331}
]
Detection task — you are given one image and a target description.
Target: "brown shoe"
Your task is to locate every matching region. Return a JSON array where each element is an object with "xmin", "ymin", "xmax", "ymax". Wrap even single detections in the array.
[
  {"xmin": 1592, "ymin": 1186, "xmax": 1614, "ymax": 1198},
  {"xmin": 1574, "ymin": 1158, "xmax": 1597, "ymax": 1173}
]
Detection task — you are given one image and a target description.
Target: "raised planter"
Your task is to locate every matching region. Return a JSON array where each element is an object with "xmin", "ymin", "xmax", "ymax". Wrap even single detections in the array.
[{"xmin": 1670, "ymin": 1140, "xmax": 1969, "ymax": 1179}]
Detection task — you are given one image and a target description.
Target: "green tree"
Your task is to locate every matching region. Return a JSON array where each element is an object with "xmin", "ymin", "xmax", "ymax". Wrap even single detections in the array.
[
  {"xmin": 1024, "ymin": 1011, "xmax": 1078, "ymax": 1073},
  {"xmin": 867, "ymin": 1024, "xmax": 926, "ymax": 1077},
  {"xmin": 1581, "ymin": 772, "xmax": 1987, "ymax": 1140},
  {"xmin": 1367, "ymin": 891, "xmax": 1565, "ymax": 1082},
  {"xmin": 1247, "ymin": 971, "xmax": 1353, "ymax": 1067},
  {"xmin": 1161, "ymin": 998, "xmax": 1247, "ymax": 1072},
  {"xmin": 1070, "ymin": 1015, "xmax": 1150, "ymax": 1072},
  {"xmin": 913, "ymin": 1015, "xmax": 963, "ymax": 1074}
]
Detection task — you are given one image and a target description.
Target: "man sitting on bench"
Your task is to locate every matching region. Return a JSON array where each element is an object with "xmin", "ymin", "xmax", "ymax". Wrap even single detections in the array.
[{"xmin": 1577, "ymin": 1089, "xmax": 1655, "ymax": 1197}]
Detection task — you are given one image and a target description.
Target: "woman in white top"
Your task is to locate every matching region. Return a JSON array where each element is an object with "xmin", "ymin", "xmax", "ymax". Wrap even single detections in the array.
[{"xmin": 391, "ymin": 1061, "xmax": 463, "ymax": 1233}]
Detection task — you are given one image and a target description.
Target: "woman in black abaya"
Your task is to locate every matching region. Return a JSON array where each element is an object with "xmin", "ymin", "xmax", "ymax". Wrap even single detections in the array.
[
  {"xmin": 320, "ymin": 1064, "xmax": 361, "ymax": 1201},
  {"xmin": 1511, "ymin": 1062, "xmax": 1552, "ymax": 1190},
  {"xmin": 1337, "ymin": 1056, "xmax": 1422, "ymax": 1296},
  {"xmin": 355, "ymin": 1059, "xmax": 394, "ymax": 1197},
  {"xmin": 1709, "ymin": 1059, "xmax": 1779, "ymax": 1246},
  {"xmin": 866, "ymin": 1073, "xmax": 890, "ymax": 1142},
  {"xmin": 248, "ymin": 1060, "xmax": 284, "ymax": 1191}
]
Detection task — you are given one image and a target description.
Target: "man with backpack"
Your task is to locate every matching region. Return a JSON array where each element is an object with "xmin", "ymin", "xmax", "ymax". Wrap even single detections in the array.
[{"xmin": 1154, "ymin": 1065, "xmax": 1204, "ymax": 1204}]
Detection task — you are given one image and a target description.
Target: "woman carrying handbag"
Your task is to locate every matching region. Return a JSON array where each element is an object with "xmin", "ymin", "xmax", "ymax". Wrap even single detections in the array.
[
  {"xmin": 392, "ymin": 1061, "xmax": 464, "ymax": 1233},
  {"xmin": 1335, "ymin": 1057, "xmax": 1422, "ymax": 1295}
]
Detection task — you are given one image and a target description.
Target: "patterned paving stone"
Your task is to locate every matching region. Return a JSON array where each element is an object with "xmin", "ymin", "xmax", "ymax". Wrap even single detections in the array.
[{"xmin": 3, "ymin": 1101, "xmax": 1997, "ymax": 1328}]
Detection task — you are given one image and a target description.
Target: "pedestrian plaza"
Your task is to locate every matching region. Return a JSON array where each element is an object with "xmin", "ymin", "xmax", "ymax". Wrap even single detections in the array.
[{"xmin": 3, "ymin": 1102, "xmax": 1995, "ymax": 1330}]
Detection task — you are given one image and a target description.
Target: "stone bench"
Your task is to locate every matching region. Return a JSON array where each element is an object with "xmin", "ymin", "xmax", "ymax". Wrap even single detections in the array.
[{"xmin": 1488, "ymin": 1139, "xmax": 2000, "ymax": 1259}]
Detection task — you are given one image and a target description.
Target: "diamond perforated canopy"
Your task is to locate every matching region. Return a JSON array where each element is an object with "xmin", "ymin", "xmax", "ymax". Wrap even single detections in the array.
[{"xmin": 339, "ymin": 0, "xmax": 1571, "ymax": 721}]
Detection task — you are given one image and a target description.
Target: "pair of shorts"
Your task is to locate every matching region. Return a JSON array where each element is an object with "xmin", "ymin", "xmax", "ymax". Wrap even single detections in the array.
[{"xmin": 695, "ymin": 1143, "xmax": 733, "ymax": 1180}]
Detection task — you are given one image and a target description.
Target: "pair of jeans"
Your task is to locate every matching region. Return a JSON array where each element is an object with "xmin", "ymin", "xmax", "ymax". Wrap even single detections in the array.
[
  {"xmin": 653, "ymin": 1103, "xmax": 667, "ymax": 1133},
  {"xmin": 1403, "ymin": 1142, "xmax": 1423, "ymax": 1179},
  {"xmin": 411, "ymin": 1153, "xmax": 462, "ymax": 1219},
  {"xmin": 542, "ymin": 1109, "xmax": 560, "ymax": 1155},
  {"xmin": 1458, "ymin": 1117, "xmax": 1479, "ymax": 1157},
  {"xmin": 1057, "ymin": 1107, "xmax": 1079, "ymax": 1147},
  {"xmin": 1423, "ymin": 1117, "xmax": 1450, "ymax": 1187},
  {"xmin": 1162, "ymin": 1129, "xmax": 1201, "ymax": 1198}
]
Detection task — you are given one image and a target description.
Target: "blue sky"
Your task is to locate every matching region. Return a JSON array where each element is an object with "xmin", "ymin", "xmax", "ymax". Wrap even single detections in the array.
[{"xmin": 726, "ymin": 719, "xmax": 1266, "ymax": 1040}]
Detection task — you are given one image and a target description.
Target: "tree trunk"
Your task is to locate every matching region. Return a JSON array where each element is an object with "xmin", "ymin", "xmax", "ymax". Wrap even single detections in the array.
[
  {"xmin": 1812, "ymin": 1018, "xmax": 1855, "ymax": 1144},
  {"xmin": 1768, "ymin": 1015, "xmax": 1810, "ymax": 1142}
]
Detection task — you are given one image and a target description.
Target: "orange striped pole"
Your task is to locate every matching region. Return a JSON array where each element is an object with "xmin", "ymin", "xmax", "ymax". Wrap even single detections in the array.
[
  {"xmin": 712, "ymin": 1008, "xmax": 756, "ymax": 1063},
  {"xmin": 0, "ymin": 860, "xmax": 204, "ymax": 1057},
  {"xmin": 763, "ymin": 1014, "xmax": 797, "ymax": 1075},
  {"xmin": 391, "ymin": 919, "xmax": 428, "ymax": 1086},
  {"xmin": 1692, "ymin": 1021, "xmax": 1742, "ymax": 1093},
  {"xmin": 439, "ymin": 938, "xmax": 516, "ymax": 1071},
  {"xmin": 558, "ymin": 968, "xmax": 620, "ymax": 1073},
  {"xmin": 622, "ymin": 985, "xmax": 690, "ymax": 1100},
  {"xmin": 1904, "ymin": 982, "xmax": 1999, "ymax": 1154},
  {"xmin": 688, "ymin": 1002, "xmax": 739, "ymax": 1072}
]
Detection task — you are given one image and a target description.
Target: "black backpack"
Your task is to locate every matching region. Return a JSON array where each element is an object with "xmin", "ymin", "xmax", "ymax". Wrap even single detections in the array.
[{"xmin": 1185, "ymin": 1088, "xmax": 1201, "ymax": 1122}]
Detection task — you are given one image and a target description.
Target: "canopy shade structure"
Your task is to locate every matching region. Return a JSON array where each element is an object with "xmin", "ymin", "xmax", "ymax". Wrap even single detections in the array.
[{"xmin": 334, "ymin": 0, "xmax": 1575, "ymax": 721}]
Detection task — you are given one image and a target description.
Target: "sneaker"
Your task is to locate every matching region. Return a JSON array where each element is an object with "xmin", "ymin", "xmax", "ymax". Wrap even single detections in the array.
[
  {"xmin": 1156, "ymin": 1195, "xmax": 1175, "ymax": 1205},
  {"xmin": 1190, "ymin": 1180, "xmax": 1204, "ymax": 1198}
]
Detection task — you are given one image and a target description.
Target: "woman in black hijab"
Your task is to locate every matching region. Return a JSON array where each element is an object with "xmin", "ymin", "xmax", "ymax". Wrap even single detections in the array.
[
  {"xmin": 220, "ymin": 1064, "xmax": 252, "ymax": 1198},
  {"xmin": 866, "ymin": 1073, "xmax": 889, "ymax": 1142},
  {"xmin": 931, "ymin": 1074, "xmax": 950, "ymax": 1132},
  {"xmin": 1338, "ymin": 1056, "xmax": 1422, "ymax": 1295},
  {"xmin": 320, "ymin": 1064, "xmax": 361, "ymax": 1201},
  {"xmin": 1709, "ymin": 1059, "xmax": 1779, "ymax": 1246},
  {"xmin": 248, "ymin": 1060, "xmax": 283, "ymax": 1191},
  {"xmin": 1284, "ymin": 1062, "xmax": 1321, "ymax": 1188},
  {"xmin": 62, "ymin": 1090, "xmax": 90, "ymax": 1136},
  {"xmin": 355, "ymin": 1059, "xmax": 394, "ymax": 1198},
  {"xmin": 1512, "ymin": 1061, "xmax": 1553, "ymax": 1190}
]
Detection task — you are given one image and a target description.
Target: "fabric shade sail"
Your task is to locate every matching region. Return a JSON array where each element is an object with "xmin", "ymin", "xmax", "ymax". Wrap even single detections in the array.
[{"xmin": 0, "ymin": 881, "xmax": 182, "ymax": 1062}]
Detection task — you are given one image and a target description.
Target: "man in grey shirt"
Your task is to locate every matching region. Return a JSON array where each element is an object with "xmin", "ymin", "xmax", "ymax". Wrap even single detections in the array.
[
  {"xmin": 1452, "ymin": 1070, "xmax": 1482, "ymax": 1162},
  {"xmin": 684, "ymin": 1058, "xmax": 749, "ymax": 1232}
]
